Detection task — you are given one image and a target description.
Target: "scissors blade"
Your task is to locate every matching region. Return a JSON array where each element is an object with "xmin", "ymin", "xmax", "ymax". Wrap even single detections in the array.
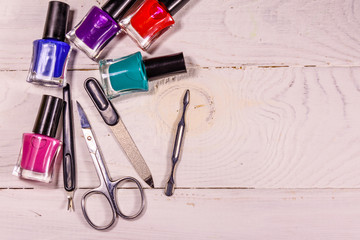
[
  {"xmin": 76, "ymin": 101, "xmax": 91, "ymax": 129},
  {"xmin": 77, "ymin": 102, "xmax": 111, "ymax": 186},
  {"xmin": 76, "ymin": 102, "xmax": 99, "ymax": 155}
]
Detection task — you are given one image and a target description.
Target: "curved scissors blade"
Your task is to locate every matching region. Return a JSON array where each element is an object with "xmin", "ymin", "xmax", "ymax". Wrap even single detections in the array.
[
  {"xmin": 76, "ymin": 102, "xmax": 98, "ymax": 154},
  {"xmin": 76, "ymin": 101, "xmax": 91, "ymax": 129}
]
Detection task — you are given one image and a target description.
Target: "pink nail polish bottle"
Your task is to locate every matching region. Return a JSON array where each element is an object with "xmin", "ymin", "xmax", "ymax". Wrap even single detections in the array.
[{"xmin": 13, "ymin": 95, "xmax": 63, "ymax": 183}]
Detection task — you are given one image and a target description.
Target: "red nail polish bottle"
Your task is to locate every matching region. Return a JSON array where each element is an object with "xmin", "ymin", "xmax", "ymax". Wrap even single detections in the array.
[{"xmin": 120, "ymin": 0, "xmax": 189, "ymax": 50}]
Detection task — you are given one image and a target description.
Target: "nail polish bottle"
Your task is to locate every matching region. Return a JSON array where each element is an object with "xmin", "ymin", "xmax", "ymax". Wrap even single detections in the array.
[
  {"xmin": 66, "ymin": 0, "xmax": 136, "ymax": 60},
  {"xmin": 99, "ymin": 52, "xmax": 186, "ymax": 99},
  {"xmin": 119, "ymin": 0, "xmax": 189, "ymax": 51},
  {"xmin": 13, "ymin": 95, "xmax": 64, "ymax": 183},
  {"xmin": 27, "ymin": 1, "xmax": 71, "ymax": 87}
]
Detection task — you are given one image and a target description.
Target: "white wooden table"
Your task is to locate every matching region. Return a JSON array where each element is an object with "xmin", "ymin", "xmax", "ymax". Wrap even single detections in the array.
[{"xmin": 1, "ymin": 0, "xmax": 360, "ymax": 239}]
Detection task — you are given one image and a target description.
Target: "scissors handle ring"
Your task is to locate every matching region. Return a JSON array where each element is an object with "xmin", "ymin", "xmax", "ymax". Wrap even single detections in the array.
[
  {"xmin": 112, "ymin": 176, "xmax": 145, "ymax": 220},
  {"xmin": 81, "ymin": 189, "xmax": 117, "ymax": 230}
]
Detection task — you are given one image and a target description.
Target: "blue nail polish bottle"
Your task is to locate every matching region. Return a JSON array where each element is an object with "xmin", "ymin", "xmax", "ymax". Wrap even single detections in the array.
[{"xmin": 27, "ymin": 1, "xmax": 71, "ymax": 87}]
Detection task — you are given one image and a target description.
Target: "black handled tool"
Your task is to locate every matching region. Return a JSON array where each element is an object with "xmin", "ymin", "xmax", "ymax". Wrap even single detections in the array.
[
  {"xmin": 165, "ymin": 90, "xmax": 190, "ymax": 196},
  {"xmin": 84, "ymin": 77, "xmax": 154, "ymax": 188},
  {"xmin": 63, "ymin": 84, "xmax": 76, "ymax": 211}
]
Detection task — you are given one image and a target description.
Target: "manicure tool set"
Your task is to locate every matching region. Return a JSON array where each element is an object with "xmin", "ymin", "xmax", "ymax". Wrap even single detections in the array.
[{"xmin": 12, "ymin": 0, "xmax": 192, "ymax": 230}]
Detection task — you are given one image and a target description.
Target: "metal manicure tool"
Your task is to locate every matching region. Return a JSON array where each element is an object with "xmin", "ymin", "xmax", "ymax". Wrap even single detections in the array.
[
  {"xmin": 63, "ymin": 84, "xmax": 76, "ymax": 211},
  {"xmin": 84, "ymin": 77, "xmax": 154, "ymax": 188},
  {"xmin": 76, "ymin": 102, "xmax": 145, "ymax": 230},
  {"xmin": 165, "ymin": 89, "xmax": 190, "ymax": 196}
]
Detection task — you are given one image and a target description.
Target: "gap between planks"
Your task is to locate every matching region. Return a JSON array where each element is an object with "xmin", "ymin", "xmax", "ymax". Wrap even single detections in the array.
[
  {"xmin": 2, "ymin": 65, "xmax": 360, "ymax": 72},
  {"xmin": 3, "ymin": 187, "xmax": 360, "ymax": 190}
]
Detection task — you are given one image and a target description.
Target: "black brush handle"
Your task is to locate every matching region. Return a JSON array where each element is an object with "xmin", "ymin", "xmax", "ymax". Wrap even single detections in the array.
[
  {"xmin": 84, "ymin": 77, "xmax": 119, "ymax": 126},
  {"xmin": 63, "ymin": 84, "xmax": 76, "ymax": 192}
]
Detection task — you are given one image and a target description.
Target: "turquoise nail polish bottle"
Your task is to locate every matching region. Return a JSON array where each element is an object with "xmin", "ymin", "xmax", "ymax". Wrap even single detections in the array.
[{"xmin": 99, "ymin": 52, "xmax": 186, "ymax": 99}]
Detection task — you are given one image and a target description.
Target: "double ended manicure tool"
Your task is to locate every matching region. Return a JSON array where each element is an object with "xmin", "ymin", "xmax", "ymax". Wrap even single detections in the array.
[{"xmin": 165, "ymin": 89, "xmax": 190, "ymax": 196}]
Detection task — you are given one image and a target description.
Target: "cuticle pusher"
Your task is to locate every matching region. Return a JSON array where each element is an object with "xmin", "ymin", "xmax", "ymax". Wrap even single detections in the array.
[
  {"xmin": 165, "ymin": 89, "xmax": 190, "ymax": 196},
  {"xmin": 63, "ymin": 83, "xmax": 76, "ymax": 211}
]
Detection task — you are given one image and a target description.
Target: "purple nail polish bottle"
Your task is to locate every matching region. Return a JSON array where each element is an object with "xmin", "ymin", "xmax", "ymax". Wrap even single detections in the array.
[{"xmin": 66, "ymin": 0, "xmax": 136, "ymax": 60}]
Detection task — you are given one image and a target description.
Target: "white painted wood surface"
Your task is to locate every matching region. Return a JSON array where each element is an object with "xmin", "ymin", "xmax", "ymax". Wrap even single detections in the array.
[
  {"xmin": 2, "ymin": 189, "xmax": 360, "ymax": 240},
  {"xmin": 1, "ymin": 0, "xmax": 360, "ymax": 239},
  {"xmin": 2, "ymin": 0, "xmax": 360, "ymax": 70}
]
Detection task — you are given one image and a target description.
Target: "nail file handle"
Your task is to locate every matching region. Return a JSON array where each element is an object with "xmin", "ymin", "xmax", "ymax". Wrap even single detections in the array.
[
  {"xmin": 63, "ymin": 84, "xmax": 76, "ymax": 192},
  {"xmin": 84, "ymin": 77, "xmax": 119, "ymax": 126}
]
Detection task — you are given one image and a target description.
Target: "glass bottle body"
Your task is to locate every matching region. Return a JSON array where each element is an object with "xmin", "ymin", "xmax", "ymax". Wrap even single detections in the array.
[
  {"xmin": 66, "ymin": 6, "xmax": 121, "ymax": 60},
  {"xmin": 27, "ymin": 39, "xmax": 71, "ymax": 87},
  {"xmin": 120, "ymin": 0, "xmax": 175, "ymax": 51},
  {"xmin": 99, "ymin": 52, "xmax": 148, "ymax": 99},
  {"xmin": 13, "ymin": 133, "xmax": 62, "ymax": 183}
]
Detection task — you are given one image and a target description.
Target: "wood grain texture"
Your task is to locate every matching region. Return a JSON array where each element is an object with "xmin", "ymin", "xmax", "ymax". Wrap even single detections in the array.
[
  {"xmin": 1, "ymin": 0, "xmax": 360, "ymax": 238},
  {"xmin": 1, "ymin": 189, "xmax": 360, "ymax": 240},
  {"xmin": 1, "ymin": 0, "xmax": 360, "ymax": 70},
  {"xmin": 2, "ymin": 67, "xmax": 360, "ymax": 188}
]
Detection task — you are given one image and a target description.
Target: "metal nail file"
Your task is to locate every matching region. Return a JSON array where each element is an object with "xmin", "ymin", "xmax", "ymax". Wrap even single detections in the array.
[
  {"xmin": 83, "ymin": 77, "xmax": 154, "ymax": 188},
  {"xmin": 63, "ymin": 84, "xmax": 76, "ymax": 211},
  {"xmin": 165, "ymin": 89, "xmax": 190, "ymax": 196}
]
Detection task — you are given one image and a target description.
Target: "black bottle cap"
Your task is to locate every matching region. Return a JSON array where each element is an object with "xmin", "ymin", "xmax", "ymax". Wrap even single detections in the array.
[
  {"xmin": 143, "ymin": 52, "xmax": 187, "ymax": 80},
  {"xmin": 102, "ymin": 0, "xmax": 137, "ymax": 22},
  {"xmin": 42, "ymin": 1, "xmax": 70, "ymax": 42},
  {"xmin": 159, "ymin": 0, "xmax": 190, "ymax": 16},
  {"xmin": 33, "ymin": 95, "xmax": 64, "ymax": 138}
]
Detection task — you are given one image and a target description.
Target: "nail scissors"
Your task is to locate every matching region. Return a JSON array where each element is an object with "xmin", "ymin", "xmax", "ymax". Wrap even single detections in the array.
[{"xmin": 76, "ymin": 102, "xmax": 145, "ymax": 230}]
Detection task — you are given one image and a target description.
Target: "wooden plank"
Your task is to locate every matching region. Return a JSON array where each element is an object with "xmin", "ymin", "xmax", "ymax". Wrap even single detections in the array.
[
  {"xmin": 2, "ymin": 0, "xmax": 360, "ymax": 238},
  {"xmin": 1, "ymin": 0, "xmax": 360, "ymax": 70},
  {"xmin": 2, "ymin": 67, "xmax": 360, "ymax": 188},
  {"xmin": 1, "ymin": 189, "xmax": 360, "ymax": 239}
]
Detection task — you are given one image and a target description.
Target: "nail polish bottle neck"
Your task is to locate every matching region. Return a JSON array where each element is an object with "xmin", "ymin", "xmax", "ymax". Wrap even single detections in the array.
[
  {"xmin": 29, "ymin": 132, "xmax": 54, "ymax": 140},
  {"xmin": 41, "ymin": 37, "xmax": 63, "ymax": 42}
]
